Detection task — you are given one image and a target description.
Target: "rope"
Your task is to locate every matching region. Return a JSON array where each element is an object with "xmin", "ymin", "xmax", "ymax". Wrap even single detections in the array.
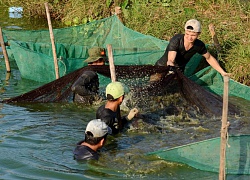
[{"xmin": 58, "ymin": 56, "xmax": 67, "ymax": 76}]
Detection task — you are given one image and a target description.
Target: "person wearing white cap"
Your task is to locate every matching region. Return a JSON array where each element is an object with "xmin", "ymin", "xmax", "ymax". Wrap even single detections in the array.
[
  {"xmin": 154, "ymin": 19, "xmax": 229, "ymax": 76},
  {"xmin": 73, "ymin": 119, "xmax": 112, "ymax": 161},
  {"xmin": 71, "ymin": 47, "xmax": 107, "ymax": 104},
  {"xmin": 96, "ymin": 81, "xmax": 139, "ymax": 134}
]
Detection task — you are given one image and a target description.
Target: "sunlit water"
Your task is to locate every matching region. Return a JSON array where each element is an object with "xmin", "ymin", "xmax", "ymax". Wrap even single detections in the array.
[{"xmin": 0, "ymin": 4, "xmax": 250, "ymax": 180}]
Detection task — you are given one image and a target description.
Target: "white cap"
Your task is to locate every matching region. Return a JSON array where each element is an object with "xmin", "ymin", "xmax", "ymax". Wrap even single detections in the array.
[
  {"xmin": 185, "ymin": 19, "xmax": 201, "ymax": 33},
  {"xmin": 85, "ymin": 119, "xmax": 112, "ymax": 137}
]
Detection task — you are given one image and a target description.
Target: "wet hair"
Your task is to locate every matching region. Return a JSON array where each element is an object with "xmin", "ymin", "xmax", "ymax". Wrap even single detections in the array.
[
  {"xmin": 106, "ymin": 94, "xmax": 124, "ymax": 101},
  {"xmin": 84, "ymin": 131, "xmax": 108, "ymax": 145},
  {"xmin": 106, "ymin": 94, "xmax": 116, "ymax": 101}
]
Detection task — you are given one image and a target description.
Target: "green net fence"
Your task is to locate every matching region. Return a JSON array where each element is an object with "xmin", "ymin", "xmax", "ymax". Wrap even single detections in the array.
[
  {"xmin": 2, "ymin": 15, "xmax": 201, "ymax": 81},
  {"xmin": 2, "ymin": 15, "xmax": 250, "ymax": 101},
  {"xmin": 190, "ymin": 67, "xmax": 250, "ymax": 101},
  {"xmin": 147, "ymin": 135, "xmax": 250, "ymax": 175},
  {"xmin": 3, "ymin": 16, "xmax": 168, "ymax": 80}
]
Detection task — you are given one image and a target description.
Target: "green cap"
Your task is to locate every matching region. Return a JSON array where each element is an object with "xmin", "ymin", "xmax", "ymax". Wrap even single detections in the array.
[
  {"xmin": 106, "ymin": 82, "xmax": 125, "ymax": 100},
  {"xmin": 84, "ymin": 47, "xmax": 107, "ymax": 63}
]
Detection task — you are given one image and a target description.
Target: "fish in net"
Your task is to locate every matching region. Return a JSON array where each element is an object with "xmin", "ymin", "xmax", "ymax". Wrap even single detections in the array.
[{"xmin": 2, "ymin": 65, "xmax": 239, "ymax": 116}]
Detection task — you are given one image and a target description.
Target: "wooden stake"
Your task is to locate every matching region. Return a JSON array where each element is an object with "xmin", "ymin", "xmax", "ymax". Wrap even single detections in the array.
[
  {"xmin": 107, "ymin": 44, "xmax": 116, "ymax": 82},
  {"xmin": 114, "ymin": 6, "xmax": 124, "ymax": 24},
  {"xmin": 5, "ymin": 72, "xmax": 11, "ymax": 81},
  {"xmin": 219, "ymin": 76, "xmax": 230, "ymax": 180},
  {"xmin": 44, "ymin": 2, "xmax": 59, "ymax": 80},
  {"xmin": 209, "ymin": 24, "xmax": 222, "ymax": 53},
  {"xmin": 0, "ymin": 27, "xmax": 11, "ymax": 72}
]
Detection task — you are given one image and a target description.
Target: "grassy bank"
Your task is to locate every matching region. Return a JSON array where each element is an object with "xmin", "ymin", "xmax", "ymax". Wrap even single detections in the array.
[{"xmin": 2, "ymin": 0, "xmax": 250, "ymax": 85}]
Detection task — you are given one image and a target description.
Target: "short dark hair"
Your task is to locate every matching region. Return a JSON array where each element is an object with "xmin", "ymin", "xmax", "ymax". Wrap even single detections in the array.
[
  {"xmin": 88, "ymin": 58, "xmax": 105, "ymax": 65},
  {"xmin": 106, "ymin": 94, "xmax": 124, "ymax": 101},
  {"xmin": 84, "ymin": 131, "xmax": 108, "ymax": 145},
  {"xmin": 106, "ymin": 94, "xmax": 116, "ymax": 101}
]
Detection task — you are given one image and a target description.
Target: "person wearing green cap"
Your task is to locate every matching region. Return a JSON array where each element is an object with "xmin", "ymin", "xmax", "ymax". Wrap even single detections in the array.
[
  {"xmin": 71, "ymin": 47, "xmax": 107, "ymax": 104},
  {"xmin": 96, "ymin": 81, "xmax": 139, "ymax": 134}
]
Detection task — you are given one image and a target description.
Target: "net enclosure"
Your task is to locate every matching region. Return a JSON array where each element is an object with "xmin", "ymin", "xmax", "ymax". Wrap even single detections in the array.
[
  {"xmin": 147, "ymin": 134, "xmax": 250, "ymax": 175},
  {"xmin": 1, "ymin": 15, "xmax": 249, "ymax": 177},
  {"xmin": 2, "ymin": 15, "xmax": 249, "ymax": 102}
]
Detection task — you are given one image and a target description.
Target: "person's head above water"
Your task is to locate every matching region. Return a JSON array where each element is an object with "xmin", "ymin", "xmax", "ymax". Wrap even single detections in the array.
[
  {"xmin": 105, "ymin": 81, "xmax": 125, "ymax": 100},
  {"xmin": 84, "ymin": 47, "xmax": 107, "ymax": 65}
]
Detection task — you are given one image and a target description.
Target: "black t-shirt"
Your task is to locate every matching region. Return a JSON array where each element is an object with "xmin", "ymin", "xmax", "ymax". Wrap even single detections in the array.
[
  {"xmin": 71, "ymin": 70, "xmax": 100, "ymax": 104},
  {"xmin": 73, "ymin": 140, "xmax": 99, "ymax": 161},
  {"xmin": 96, "ymin": 105, "xmax": 128, "ymax": 134},
  {"xmin": 155, "ymin": 34, "xmax": 207, "ymax": 71}
]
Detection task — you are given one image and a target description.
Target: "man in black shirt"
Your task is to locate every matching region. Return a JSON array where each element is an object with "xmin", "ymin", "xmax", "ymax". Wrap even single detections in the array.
[
  {"xmin": 155, "ymin": 19, "xmax": 229, "ymax": 76},
  {"xmin": 73, "ymin": 119, "xmax": 112, "ymax": 161},
  {"xmin": 96, "ymin": 81, "xmax": 139, "ymax": 134},
  {"xmin": 71, "ymin": 47, "xmax": 107, "ymax": 104}
]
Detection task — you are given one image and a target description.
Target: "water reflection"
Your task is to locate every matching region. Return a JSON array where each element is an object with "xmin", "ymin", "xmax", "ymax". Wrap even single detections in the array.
[
  {"xmin": 9, "ymin": 7, "xmax": 23, "ymax": 18},
  {"xmin": 0, "ymin": 5, "xmax": 63, "ymax": 30}
]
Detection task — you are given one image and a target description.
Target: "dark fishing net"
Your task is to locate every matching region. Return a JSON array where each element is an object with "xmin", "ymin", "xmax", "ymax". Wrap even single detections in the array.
[
  {"xmin": 176, "ymin": 70, "xmax": 239, "ymax": 116},
  {"xmin": 2, "ymin": 65, "xmax": 239, "ymax": 116}
]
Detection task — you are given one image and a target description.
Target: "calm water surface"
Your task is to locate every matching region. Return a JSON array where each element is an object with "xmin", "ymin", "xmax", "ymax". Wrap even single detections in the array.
[{"xmin": 0, "ymin": 3, "xmax": 250, "ymax": 180}]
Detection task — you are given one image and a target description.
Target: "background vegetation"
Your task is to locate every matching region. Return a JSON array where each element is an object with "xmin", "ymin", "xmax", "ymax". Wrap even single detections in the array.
[{"xmin": 2, "ymin": 0, "xmax": 250, "ymax": 85}]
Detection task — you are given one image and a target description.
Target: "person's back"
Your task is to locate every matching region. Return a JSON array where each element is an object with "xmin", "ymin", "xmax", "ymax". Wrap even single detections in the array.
[
  {"xmin": 96, "ymin": 81, "xmax": 139, "ymax": 135},
  {"xmin": 71, "ymin": 47, "xmax": 107, "ymax": 105},
  {"xmin": 74, "ymin": 140, "xmax": 99, "ymax": 160},
  {"xmin": 96, "ymin": 104, "xmax": 121, "ymax": 134},
  {"xmin": 71, "ymin": 70, "xmax": 100, "ymax": 104}
]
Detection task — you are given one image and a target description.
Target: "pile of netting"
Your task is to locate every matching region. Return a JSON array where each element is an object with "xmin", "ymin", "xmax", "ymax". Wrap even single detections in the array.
[{"xmin": 2, "ymin": 65, "xmax": 239, "ymax": 117}]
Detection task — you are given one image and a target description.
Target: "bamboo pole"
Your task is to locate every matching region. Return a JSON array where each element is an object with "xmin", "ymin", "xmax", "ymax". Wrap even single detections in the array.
[
  {"xmin": 219, "ymin": 76, "xmax": 230, "ymax": 180},
  {"xmin": 209, "ymin": 24, "xmax": 229, "ymax": 179},
  {"xmin": 106, "ymin": 44, "xmax": 116, "ymax": 82},
  {"xmin": 44, "ymin": 2, "xmax": 59, "ymax": 80},
  {"xmin": 5, "ymin": 72, "xmax": 11, "ymax": 81},
  {"xmin": 0, "ymin": 27, "xmax": 11, "ymax": 72}
]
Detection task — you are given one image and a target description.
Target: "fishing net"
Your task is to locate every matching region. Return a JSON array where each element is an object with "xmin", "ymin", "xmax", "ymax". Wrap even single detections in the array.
[
  {"xmin": 2, "ymin": 65, "xmax": 239, "ymax": 117},
  {"xmin": 2, "ymin": 15, "xmax": 170, "ymax": 83},
  {"xmin": 147, "ymin": 135, "xmax": 250, "ymax": 175},
  {"xmin": 190, "ymin": 66, "xmax": 250, "ymax": 101},
  {"xmin": 2, "ymin": 15, "xmax": 249, "ymax": 102}
]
